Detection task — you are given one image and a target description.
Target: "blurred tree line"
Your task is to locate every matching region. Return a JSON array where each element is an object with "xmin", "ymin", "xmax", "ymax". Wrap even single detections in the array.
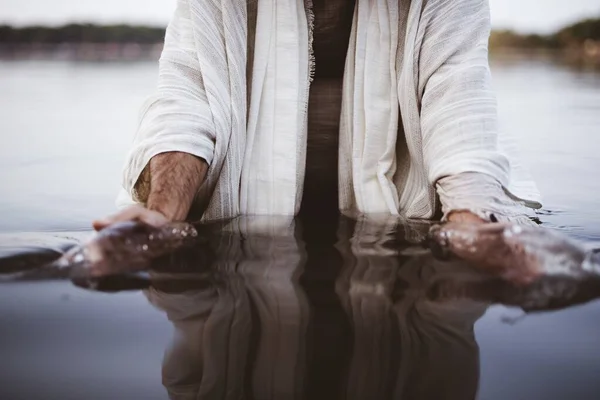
[
  {"xmin": 0, "ymin": 24, "xmax": 165, "ymax": 44},
  {"xmin": 490, "ymin": 18, "xmax": 600, "ymax": 50},
  {"xmin": 0, "ymin": 18, "xmax": 598, "ymax": 48}
]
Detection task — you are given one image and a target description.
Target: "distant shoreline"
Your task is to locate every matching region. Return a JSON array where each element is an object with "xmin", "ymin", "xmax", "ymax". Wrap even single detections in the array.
[
  {"xmin": 489, "ymin": 18, "xmax": 600, "ymax": 66},
  {"xmin": 1, "ymin": 19, "xmax": 599, "ymax": 65},
  {"xmin": 0, "ymin": 43, "xmax": 163, "ymax": 61},
  {"xmin": 0, "ymin": 24, "xmax": 165, "ymax": 61}
]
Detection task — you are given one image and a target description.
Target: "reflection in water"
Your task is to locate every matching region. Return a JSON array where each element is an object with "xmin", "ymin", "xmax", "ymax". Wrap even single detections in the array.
[
  {"xmin": 110, "ymin": 217, "xmax": 486, "ymax": 399},
  {"xmin": 2, "ymin": 216, "xmax": 600, "ymax": 399}
]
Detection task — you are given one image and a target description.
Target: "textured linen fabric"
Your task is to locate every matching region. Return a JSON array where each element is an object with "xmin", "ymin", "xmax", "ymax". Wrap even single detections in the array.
[
  {"xmin": 120, "ymin": 0, "xmax": 542, "ymax": 222},
  {"xmin": 437, "ymin": 172, "xmax": 538, "ymax": 225}
]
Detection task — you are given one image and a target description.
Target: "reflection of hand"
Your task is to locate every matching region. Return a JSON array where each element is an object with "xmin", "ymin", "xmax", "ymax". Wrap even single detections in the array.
[
  {"xmin": 93, "ymin": 205, "xmax": 169, "ymax": 231},
  {"xmin": 427, "ymin": 272, "xmax": 600, "ymax": 313}
]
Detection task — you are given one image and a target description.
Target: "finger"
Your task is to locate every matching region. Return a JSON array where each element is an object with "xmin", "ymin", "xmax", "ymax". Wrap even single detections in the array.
[
  {"xmin": 137, "ymin": 210, "xmax": 169, "ymax": 227},
  {"xmin": 92, "ymin": 206, "xmax": 146, "ymax": 231},
  {"xmin": 92, "ymin": 219, "xmax": 108, "ymax": 231}
]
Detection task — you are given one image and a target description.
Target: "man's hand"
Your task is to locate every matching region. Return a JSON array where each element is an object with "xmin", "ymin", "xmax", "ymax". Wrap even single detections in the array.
[
  {"xmin": 94, "ymin": 152, "xmax": 208, "ymax": 231},
  {"xmin": 93, "ymin": 205, "xmax": 169, "ymax": 231}
]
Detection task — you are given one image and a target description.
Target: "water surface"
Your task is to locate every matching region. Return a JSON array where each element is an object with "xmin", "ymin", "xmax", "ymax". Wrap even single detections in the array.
[{"xmin": 0, "ymin": 58, "xmax": 599, "ymax": 399}]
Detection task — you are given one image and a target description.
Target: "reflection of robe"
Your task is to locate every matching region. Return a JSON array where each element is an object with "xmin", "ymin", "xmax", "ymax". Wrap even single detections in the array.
[
  {"xmin": 146, "ymin": 274, "xmax": 252, "ymax": 399},
  {"xmin": 147, "ymin": 217, "xmax": 309, "ymax": 400},
  {"xmin": 147, "ymin": 216, "xmax": 486, "ymax": 399},
  {"xmin": 336, "ymin": 217, "xmax": 486, "ymax": 400}
]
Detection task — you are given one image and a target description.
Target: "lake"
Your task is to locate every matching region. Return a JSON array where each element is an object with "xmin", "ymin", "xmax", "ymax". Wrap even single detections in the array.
[{"xmin": 0, "ymin": 57, "xmax": 599, "ymax": 399}]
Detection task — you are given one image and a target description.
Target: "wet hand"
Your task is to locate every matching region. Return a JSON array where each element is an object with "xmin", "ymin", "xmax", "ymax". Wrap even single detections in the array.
[
  {"xmin": 92, "ymin": 205, "xmax": 169, "ymax": 231},
  {"xmin": 428, "ymin": 221, "xmax": 593, "ymax": 285}
]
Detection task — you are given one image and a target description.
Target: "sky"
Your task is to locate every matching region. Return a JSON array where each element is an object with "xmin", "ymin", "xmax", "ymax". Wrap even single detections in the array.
[{"xmin": 1, "ymin": 0, "xmax": 599, "ymax": 33}]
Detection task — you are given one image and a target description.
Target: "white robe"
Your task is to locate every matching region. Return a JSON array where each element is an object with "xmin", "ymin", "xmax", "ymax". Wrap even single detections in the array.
[{"xmin": 119, "ymin": 0, "xmax": 542, "ymax": 222}]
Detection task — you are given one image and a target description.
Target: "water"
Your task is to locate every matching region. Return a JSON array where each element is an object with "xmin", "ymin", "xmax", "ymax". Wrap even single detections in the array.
[{"xmin": 0, "ymin": 58, "xmax": 599, "ymax": 399}]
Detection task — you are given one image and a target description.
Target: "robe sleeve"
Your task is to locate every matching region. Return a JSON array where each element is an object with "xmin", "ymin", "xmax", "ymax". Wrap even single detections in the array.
[
  {"xmin": 417, "ymin": 0, "xmax": 536, "ymax": 224},
  {"xmin": 436, "ymin": 173, "xmax": 537, "ymax": 225},
  {"xmin": 121, "ymin": 0, "xmax": 216, "ymax": 203}
]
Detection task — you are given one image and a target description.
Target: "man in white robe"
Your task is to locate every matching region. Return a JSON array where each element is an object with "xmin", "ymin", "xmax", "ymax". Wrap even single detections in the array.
[{"xmin": 94, "ymin": 0, "xmax": 541, "ymax": 230}]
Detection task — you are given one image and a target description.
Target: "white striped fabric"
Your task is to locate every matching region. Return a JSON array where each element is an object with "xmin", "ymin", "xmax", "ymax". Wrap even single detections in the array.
[{"xmin": 120, "ymin": 0, "xmax": 542, "ymax": 222}]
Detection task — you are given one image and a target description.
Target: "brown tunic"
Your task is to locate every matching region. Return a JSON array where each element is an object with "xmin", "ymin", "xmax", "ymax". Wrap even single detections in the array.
[{"xmin": 300, "ymin": 0, "xmax": 355, "ymax": 217}]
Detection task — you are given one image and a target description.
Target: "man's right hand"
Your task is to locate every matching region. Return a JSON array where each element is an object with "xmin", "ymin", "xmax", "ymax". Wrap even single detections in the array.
[
  {"xmin": 93, "ymin": 205, "xmax": 169, "ymax": 231},
  {"xmin": 94, "ymin": 152, "xmax": 208, "ymax": 231}
]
